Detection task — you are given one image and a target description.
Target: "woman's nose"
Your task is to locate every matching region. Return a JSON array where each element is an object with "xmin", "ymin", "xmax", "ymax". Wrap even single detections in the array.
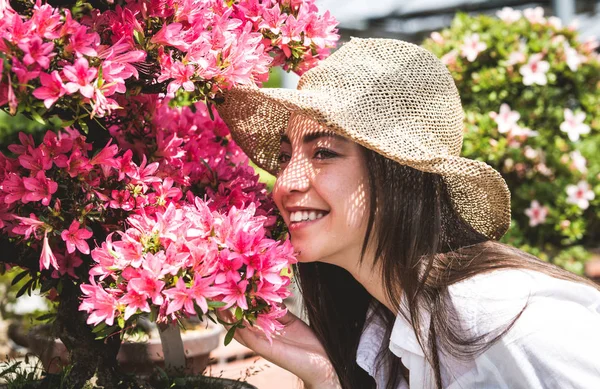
[{"xmin": 276, "ymin": 155, "xmax": 313, "ymax": 194}]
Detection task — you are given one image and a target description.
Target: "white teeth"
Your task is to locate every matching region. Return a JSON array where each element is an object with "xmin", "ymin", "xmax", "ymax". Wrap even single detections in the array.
[{"xmin": 290, "ymin": 210, "xmax": 327, "ymax": 222}]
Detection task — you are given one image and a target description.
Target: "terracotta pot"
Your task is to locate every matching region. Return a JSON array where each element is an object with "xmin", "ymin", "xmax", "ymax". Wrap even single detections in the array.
[{"xmin": 28, "ymin": 323, "xmax": 222, "ymax": 375}]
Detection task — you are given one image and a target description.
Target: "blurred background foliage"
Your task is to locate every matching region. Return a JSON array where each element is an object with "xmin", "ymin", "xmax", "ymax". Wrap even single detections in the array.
[{"xmin": 423, "ymin": 11, "xmax": 600, "ymax": 274}]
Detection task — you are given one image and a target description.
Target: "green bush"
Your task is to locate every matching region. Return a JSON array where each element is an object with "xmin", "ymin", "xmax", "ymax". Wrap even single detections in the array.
[{"xmin": 422, "ymin": 8, "xmax": 600, "ymax": 274}]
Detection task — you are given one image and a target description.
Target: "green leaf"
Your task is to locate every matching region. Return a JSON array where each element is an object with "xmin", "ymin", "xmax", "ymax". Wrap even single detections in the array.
[
  {"xmin": 36, "ymin": 313, "xmax": 55, "ymax": 322},
  {"xmin": 207, "ymin": 300, "xmax": 227, "ymax": 308},
  {"xmin": 117, "ymin": 316, "xmax": 125, "ymax": 329},
  {"xmin": 16, "ymin": 279, "xmax": 34, "ymax": 298},
  {"xmin": 92, "ymin": 322, "xmax": 107, "ymax": 333},
  {"xmin": 11, "ymin": 269, "xmax": 30, "ymax": 286},
  {"xmin": 234, "ymin": 306, "xmax": 243, "ymax": 320},
  {"xmin": 30, "ymin": 110, "xmax": 46, "ymax": 125},
  {"xmin": 224, "ymin": 325, "xmax": 236, "ymax": 346}
]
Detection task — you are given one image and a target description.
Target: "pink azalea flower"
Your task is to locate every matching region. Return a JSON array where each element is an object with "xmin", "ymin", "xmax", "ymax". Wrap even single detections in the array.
[
  {"xmin": 79, "ymin": 278, "xmax": 119, "ymax": 326},
  {"xmin": 30, "ymin": 2, "xmax": 62, "ymax": 40},
  {"xmin": 109, "ymin": 189, "xmax": 135, "ymax": 211},
  {"xmin": 218, "ymin": 277, "xmax": 249, "ymax": 310},
  {"xmin": 566, "ymin": 180, "xmax": 595, "ymax": 210},
  {"xmin": 12, "ymin": 213, "xmax": 46, "ymax": 239},
  {"xmin": 279, "ymin": 14, "xmax": 306, "ymax": 57},
  {"xmin": 150, "ymin": 23, "xmax": 190, "ymax": 51},
  {"xmin": 496, "ymin": 7, "xmax": 522, "ymax": 23},
  {"xmin": 22, "ymin": 170, "xmax": 58, "ymax": 206},
  {"xmin": 489, "ymin": 103, "xmax": 520, "ymax": 134},
  {"xmin": 255, "ymin": 304, "xmax": 287, "ymax": 343},
  {"xmin": 166, "ymin": 61, "xmax": 195, "ymax": 96},
  {"xmin": 163, "ymin": 278, "xmax": 196, "ymax": 316},
  {"xmin": 17, "ymin": 36, "xmax": 55, "ymax": 69},
  {"xmin": 524, "ymin": 200, "xmax": 549, "ymax": 227},
  {"xmin": 18, "ymin": 146, "xmax": 53, "ymax": 173},
  {"xmin": 189, "ymin": 275, "xmax": 218, "ymax": 314},
  {"xmin": 259, "ymin": 4, "xmax": 287, "ymax": 35},
  {"xmin": 120, "ymin": 289, "xmax": 151, "ymax": 320},
  {"xmin": 523, "ymin": 7, "xmax": 545, "ymax": 24},
  {"xmin": 460, "ymin": 33, "xmax": 487, "ymax": 62},
  {"xmin": 2, "ymin": 173, "xmax": 28, "ymax": 204},
  {"xmin": 128, "ymin": 269, "xmax": 166, "ymax": 305},
  {"xmin": 40, "ymin": 231, "xmax": 59, "ymax": 271},
  {"xmin": 61, "ymin": 220, "xmax": 93, "ymax": 254},
  {"xmin": 560, "ymin": 108, "xmax": 590, "ymax": 142},
  {"xmin": 52, "ymin": 251, "xmax": 83, "ymax": 279},
  {"xmin": 63, "ymin": 58, "xmax": 98, "ymax": 99},
  {"xmin": 64, "ymin": 25, "xmax": 99, "ymax": 57},
  {"xmin": 33, "ymin": 71, "xmax": 67, "ymax": 109},
  {"xmin": 519, "ymin": 53, "xmax": 550, "ymax": 86}
]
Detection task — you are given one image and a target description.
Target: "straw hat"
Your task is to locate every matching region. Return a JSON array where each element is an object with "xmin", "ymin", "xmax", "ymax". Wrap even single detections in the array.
[{"xmin": 216, "ymin": 37, "xmax": 511, "ymax": 240}]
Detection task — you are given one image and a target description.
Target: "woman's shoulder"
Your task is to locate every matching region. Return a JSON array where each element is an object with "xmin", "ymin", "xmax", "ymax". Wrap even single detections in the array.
[{"xmin": 446, "ymin": 268, "xmax": 600, "ymax": 339}]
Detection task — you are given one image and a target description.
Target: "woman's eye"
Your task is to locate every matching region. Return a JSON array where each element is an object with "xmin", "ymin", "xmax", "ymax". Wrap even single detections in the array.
[
  {"xmin": 314, "ymin": 148, "xmax": 338, "ymax": 160},
  {"xmin": 278, "ymin": 152, "xmax": 291, "ymax": 165}
]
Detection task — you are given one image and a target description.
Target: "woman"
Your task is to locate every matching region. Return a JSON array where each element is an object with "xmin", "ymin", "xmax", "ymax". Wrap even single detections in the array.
[{"xmin": 215, "ymin": 38, "xmax": 600, "ymax": 389}]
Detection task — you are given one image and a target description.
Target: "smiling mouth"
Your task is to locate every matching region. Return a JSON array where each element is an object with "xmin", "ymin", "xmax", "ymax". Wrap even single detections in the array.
[{"xmin": 289, "ymin": 210, "xmax": 329, "ymax": 223}]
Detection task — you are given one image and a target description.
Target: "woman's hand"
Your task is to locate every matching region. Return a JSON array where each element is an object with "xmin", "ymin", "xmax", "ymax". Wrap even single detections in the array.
[{"xmin": 216, "ymin": 308, "xmax": 341, "ymax": 389}]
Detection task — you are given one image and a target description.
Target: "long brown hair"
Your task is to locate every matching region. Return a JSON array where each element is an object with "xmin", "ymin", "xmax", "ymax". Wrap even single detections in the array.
[{"xmin": 295, "ymin": 148, "xmax": 600, "ymax": 389}]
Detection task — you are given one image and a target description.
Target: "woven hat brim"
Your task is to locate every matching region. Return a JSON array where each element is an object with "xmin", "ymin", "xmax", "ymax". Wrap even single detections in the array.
[{"xmin": 216, "ymin": 86, "xmax": 511, "ymax": 240}]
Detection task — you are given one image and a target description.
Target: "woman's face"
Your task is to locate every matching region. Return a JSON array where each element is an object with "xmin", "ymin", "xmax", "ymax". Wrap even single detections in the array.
[{"xmin": 273, "ymin": 114, "xmax": 371, "ymax": 265}]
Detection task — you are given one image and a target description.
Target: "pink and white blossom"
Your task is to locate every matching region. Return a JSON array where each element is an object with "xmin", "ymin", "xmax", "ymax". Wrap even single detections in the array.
[
  {"xmin": 566, "ymin": 180, "xmax": 595, "ymax": 210},
  {"xmin": 460, "ymin": 33, "xmax": 487, "ymax": 62},
  {"xmin": 496, "ymin": 7, "xmax": 522, "ymax": 23},
  {"xmin": 524, "ymin": 200, "xmax": 549, "ymax": 227},
  {"xmin": 560, "ymin": 108, "xmax": 590, "ymax": 142},
  {"xmin": 524, "ymin": 7, "xmax": 545, "ymax": 25},
  {"xmin": 569, "ymin": 150, "xmax": 587, "ymax": 174},
  {"xmin": 489, "ymin": 103, "xmax": 520, "ymax": 134},
  {"xmin": 519, "ymin": 53, "xmax": 550, "ymax": 86}
]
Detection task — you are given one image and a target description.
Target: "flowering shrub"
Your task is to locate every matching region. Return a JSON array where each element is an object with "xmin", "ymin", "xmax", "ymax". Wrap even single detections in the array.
[
  {"xmin": 81, "ymin": 200, "xmax": 295, "ymax": 341},
  {"xmin": 0, "ymin": 0, "xmax": 338, "ymax": 124},
  {"xmin": 0, "ymin": 0, "xmax": 337, "ymax": 384},
  {"xmin": 423, "ymin": 7, "xmax": 600, "ymax": 274}
]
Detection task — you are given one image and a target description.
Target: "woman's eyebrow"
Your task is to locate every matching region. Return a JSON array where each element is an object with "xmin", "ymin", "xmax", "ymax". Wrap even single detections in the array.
[{"xmin": 280, "ymin": 131, "xmax": 346, "ymax": 144}]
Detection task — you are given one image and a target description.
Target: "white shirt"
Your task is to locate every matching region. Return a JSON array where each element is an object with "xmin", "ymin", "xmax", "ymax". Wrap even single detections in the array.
[{"xmin": 356, "ymin": 269, "xmax": 600, "ymax": 388}]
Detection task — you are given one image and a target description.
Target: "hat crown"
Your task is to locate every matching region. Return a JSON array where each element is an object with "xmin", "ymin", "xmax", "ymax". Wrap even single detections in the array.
[{"xmin": 297, "ymin": 38, "xmax": 464, "ymax": 160}]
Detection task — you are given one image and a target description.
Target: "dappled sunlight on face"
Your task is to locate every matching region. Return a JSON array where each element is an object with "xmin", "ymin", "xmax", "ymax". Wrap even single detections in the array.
[{"xmin": 272, "ymin": 113, "xmax": 370, "ymax": 267}]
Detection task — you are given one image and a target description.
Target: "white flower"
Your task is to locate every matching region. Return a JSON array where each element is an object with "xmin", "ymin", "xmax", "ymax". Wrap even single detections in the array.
[
  {"xmin": 441, "ymin": 50, "xmax": 458, "ymax": 66},
  {"xmin": 564, "ymin": 43, "xmax": 585, "ymax": 71},
  {"xmin": 506, "ymin": 42, "xmax": 527, "ymax": 66},
  {"xmin": 569, "ymin": 150, "xmax": 588, "ymax": 174},
  {"xmin": 519, "ymin": 53, "xmax": 550, "ymax": 86},
  {"xmin": 566, "ymin": 180, "xmax": 595, "ymax": 210},
  {"xmin": 497, "ymin": 7, "xmax": 522, "ymax": 23},
  {"xmin": 525, "ymin": 200, "xmax": 549, "ymax": 227},
  {"xmin": 547, "ymin": 16, "xmax": 563, "ymax": 29},
  {"xmin": 489, "ymin": 104, "xmax": 520, "ymax": 134},
  {"xmin": 560, "ymin": 108, "xmax": 590, "ymax": 142},
  {"xmin": 524, "ymin": 7, "xmax": 545, "ymax": 24},
  {"xmin": 460, "ymin": 33, "xmax": 487, "ymax": 62},
  {"xmin": 430, "ymin": 32, "xmax": 444, "ymax": 44},
  {"xmin": 524, "ymin": 146, "xmax": 538, "ymax": 160}
]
